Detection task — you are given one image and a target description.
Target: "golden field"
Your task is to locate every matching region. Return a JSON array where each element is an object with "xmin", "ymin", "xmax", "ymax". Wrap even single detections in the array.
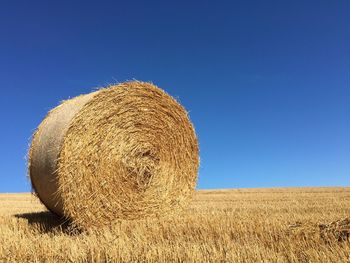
[{"xmin": 0, "ymin": 188, "xmax": 349, "ymax": 262}]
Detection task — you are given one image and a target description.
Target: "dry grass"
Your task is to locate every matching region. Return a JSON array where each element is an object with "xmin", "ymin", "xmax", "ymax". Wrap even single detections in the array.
[{"xmin": 0, "ymin": 187, "xmax": 349, "ymax": 262}]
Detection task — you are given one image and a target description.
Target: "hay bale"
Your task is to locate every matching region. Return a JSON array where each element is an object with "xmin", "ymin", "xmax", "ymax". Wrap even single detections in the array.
[{"xmin": 28, "ymin": 81, "xmax": 199, "ymax": 228}]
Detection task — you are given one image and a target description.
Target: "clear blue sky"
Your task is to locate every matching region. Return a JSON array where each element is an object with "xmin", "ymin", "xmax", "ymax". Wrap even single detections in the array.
[{"xmin": 0, "ymin": 1, "xmax": 349, "ymax": 192}]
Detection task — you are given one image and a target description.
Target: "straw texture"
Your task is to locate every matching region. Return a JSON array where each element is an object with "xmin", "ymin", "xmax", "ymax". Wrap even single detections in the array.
[{"xmin": 29, "ymin": 81, "xmax": 199, "ymax": 228}]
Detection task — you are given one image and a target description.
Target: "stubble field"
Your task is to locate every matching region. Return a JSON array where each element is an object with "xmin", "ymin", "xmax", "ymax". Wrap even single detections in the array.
[{"xmin": 0, "ymin": 187, "xmax": 349, "ymax": 262}]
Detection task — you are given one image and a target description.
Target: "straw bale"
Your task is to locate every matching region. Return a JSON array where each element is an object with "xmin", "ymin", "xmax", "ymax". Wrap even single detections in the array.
[{"xmin": 29, "ymin": 81, "xmax": 199, "ymax": 228}]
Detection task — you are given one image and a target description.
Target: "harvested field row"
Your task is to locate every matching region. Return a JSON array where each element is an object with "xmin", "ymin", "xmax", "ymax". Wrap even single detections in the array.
[{"xmin": 1, "ymin": 188, "xmax": 349, "ymax": 262}]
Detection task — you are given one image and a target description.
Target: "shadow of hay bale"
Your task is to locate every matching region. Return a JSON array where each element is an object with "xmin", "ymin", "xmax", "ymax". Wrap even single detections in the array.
[{"xmin": 15, "ymin": 211, "xmax": 79, "ymax": 235}]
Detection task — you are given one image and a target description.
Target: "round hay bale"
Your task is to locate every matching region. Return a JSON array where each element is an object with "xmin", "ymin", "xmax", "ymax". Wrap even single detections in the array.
[{"xmin": 28, "ymin": 81, "xmax": 199, "ymax": 228}]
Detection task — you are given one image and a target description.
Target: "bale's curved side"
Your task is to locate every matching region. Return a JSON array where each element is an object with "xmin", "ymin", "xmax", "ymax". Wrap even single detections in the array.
[{"xmin": 29, "ymin": 93, "xmax": 96, "ymax": 215}]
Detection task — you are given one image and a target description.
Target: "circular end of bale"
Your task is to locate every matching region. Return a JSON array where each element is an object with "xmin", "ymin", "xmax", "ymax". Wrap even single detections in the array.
[{"xmin": 29, "ymin": 81, "xmax": 199, "ymax": 228}]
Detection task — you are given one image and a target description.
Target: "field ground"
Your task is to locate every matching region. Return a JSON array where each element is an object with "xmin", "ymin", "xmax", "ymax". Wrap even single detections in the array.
[{"xmin": 0, "ymin": 188, "xmax": 349, "ymax": 262}]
